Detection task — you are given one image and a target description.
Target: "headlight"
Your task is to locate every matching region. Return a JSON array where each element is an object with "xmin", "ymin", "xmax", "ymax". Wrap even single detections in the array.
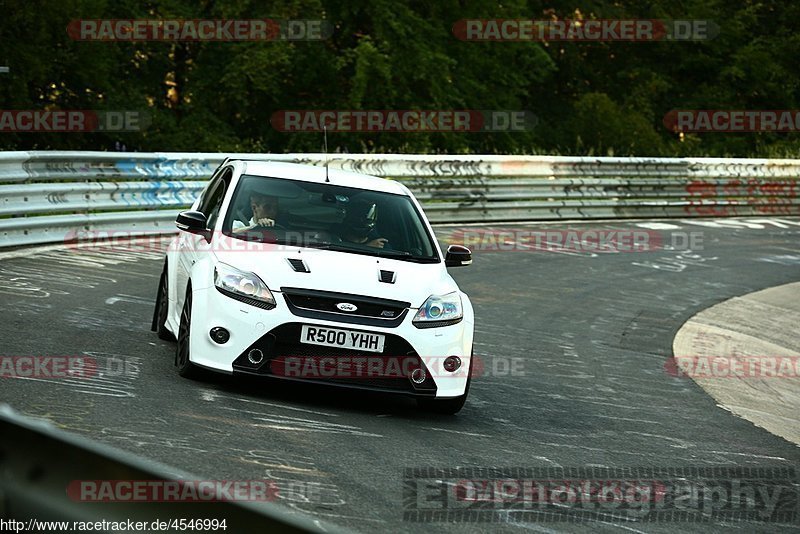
[
  {"xmin": 214, "ymin": 263, "xmax": 276, "ymax": 309},
  {"xmin": 412, "ymin": 292, "xmax": 463, "ymax": 328}
]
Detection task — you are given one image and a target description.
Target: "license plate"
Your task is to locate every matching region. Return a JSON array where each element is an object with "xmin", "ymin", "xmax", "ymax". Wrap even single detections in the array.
[{"xmin": 300, "ymin": 325, "xmax": 385, "ymax": 353}]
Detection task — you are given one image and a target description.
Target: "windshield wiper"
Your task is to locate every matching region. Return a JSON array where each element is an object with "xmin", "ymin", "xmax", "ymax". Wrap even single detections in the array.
[
  {"xmin": 373, "ymin": 249, "xmax": 439, "ymax": 263},
  {"xmin": 262, "ymin": 237, "xmax": 438, "ymax": 262},
  {"xmin": 265, "ymin": 235, "xmax": 334, "ymax": 248},
  {"xmin": 300, "ymin": 240, "xmax": 336, "ymax": 250}
]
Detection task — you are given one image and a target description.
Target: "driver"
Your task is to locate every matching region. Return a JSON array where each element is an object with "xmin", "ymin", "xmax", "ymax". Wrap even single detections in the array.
[
  {"xmin": 335, "ymin": 200, "xmax": 388, "ymax": 248},
  {"xmin": 232, "ymin": 191, "xmax": 281, "ymax": 234}
]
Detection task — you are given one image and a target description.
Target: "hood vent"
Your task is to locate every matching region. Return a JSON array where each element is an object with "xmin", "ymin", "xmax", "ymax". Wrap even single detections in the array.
[
  {"xmin": 379, "ymin": 269, "xmax": 396, "ymax": 284},
  {"xmin": 287, "ymin": 258, "xmax": 310, "ymax": 273}
]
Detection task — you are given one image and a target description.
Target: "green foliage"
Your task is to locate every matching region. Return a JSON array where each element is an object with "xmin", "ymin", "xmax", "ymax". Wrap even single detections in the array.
[
  {"xmin": 560, "ymin": 92, "xmax": 665, "ymax": 156},
  {"xmin": 0, "ymin": 0, "xmax": 797, "ymax": 156}
]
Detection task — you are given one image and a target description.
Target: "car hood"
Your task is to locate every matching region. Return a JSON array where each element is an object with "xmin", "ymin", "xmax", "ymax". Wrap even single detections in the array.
[{"xmin": 212, "ymin": 246, "xmax": 455, "ymax": 308}]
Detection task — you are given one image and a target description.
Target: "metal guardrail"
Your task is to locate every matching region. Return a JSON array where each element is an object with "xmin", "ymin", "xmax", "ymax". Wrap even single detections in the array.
[
  {"xmin": 1, "ymin": 151, "xmax": 799, "ymax": 248},
  {"xmin": 0, "ymin": 405, "xmax": 333, "ymax": 532}
]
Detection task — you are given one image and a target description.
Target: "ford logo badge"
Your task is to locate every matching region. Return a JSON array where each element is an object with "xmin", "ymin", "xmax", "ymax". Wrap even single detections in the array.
[{"xmin": 336, "ymin": 302, "xmax": 358, "ymax": 312}]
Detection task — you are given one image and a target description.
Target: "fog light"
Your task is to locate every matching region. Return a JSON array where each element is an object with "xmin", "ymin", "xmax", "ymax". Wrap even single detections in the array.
[
  {"xmin": 248, "ymin": 349, "xmax": 264, "ymax": 365},
  {"xmin": 443, "ymin": 356, "xmax": 461, "ymax": 372},
  {"xmin": 210, "ymin": 327, "xmax": 230, "ymax": 344},
  {"xmin": 409, "ymin": 368, "xmax": 427, "ymax": 384}
]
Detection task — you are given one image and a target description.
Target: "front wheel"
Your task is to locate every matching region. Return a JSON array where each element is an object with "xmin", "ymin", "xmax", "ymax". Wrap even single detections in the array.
[
  {"xmin": 176, "ymin": 288, "xmax": 201, "ymax": 379},
  {"xmin": 151, "ymin": 265, "xmax": 175, "ymax": 341}
]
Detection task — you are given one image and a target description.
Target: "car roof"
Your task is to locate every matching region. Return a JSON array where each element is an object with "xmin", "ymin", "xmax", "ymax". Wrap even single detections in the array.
[{"xmin": 235, "ymin": 160, "xmax": 408, "ymax": 195}]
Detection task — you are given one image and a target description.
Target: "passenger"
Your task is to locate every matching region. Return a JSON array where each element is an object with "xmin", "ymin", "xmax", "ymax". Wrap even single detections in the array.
[{"xmin": 335, "ymin": 200, "xmax": 388, "ymax": 248}]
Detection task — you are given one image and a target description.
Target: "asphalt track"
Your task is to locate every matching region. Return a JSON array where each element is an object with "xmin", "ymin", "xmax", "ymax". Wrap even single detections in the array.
[{"xmin": 1, "ymin": 217, "xmax": 799, "ymax": 533}]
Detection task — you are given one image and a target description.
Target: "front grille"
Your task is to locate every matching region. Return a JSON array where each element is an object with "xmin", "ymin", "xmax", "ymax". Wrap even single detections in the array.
[
  {"xmin": 281, "ymin": 287, "xmax": 409, "ymax": 327},
  {"xmin": 379, "ymin": 270, "xmax": 396, "ymax": 283},
  {"xmin": 232, "ymin": 323, "xmax": 437, "ymax": 395}
]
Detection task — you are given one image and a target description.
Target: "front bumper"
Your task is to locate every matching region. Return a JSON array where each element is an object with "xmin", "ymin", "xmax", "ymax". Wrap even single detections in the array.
[{"xmin": 187, "ymin": 285, "xmax": 474, "ymax": 398}]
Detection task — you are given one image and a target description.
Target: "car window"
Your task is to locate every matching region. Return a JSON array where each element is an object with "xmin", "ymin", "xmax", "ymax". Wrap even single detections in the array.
[
  {"xmin": 222, "ymin": 175, "xmax": 439, "ymax": 262},
  {"xmin": 196, "ymin": 166, "xmax": 225, "ymax": 210},
  {"xmin": 198, "ymin": 168, "xmax": 231, "ymax": 229}
]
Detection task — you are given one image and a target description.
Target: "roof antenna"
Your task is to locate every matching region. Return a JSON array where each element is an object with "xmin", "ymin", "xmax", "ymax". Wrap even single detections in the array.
[{"xmin": 323, "ymin": 124, "xmax": 330, "ymax": 182}]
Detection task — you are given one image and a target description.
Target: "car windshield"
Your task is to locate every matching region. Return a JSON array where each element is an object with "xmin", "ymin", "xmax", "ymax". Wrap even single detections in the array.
[{"xmin": 222, "ymin": 174, "xmax": 440, "ymax": 262}]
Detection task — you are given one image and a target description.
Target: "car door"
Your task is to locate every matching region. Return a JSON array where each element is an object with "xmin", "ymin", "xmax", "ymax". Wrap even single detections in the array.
[{"xmin": 175, "ymin": 167, "xmax": 232, "ymax": 312}]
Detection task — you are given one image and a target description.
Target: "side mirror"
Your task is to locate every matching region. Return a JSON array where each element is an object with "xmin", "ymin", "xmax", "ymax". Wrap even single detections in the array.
[
  {"xmin": 445, "ymin": 244, "xmax": 472, "ymax": 267},
  {"xmin": 176, "ymin": 211, "xmax": 210, "ymax": 239}
]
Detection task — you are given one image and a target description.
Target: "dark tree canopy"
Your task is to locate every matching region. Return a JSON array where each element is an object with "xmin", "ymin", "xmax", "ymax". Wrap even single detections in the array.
[{"xmin": 1, "ymin": 0, "xmax": 798, "ymax": 157}]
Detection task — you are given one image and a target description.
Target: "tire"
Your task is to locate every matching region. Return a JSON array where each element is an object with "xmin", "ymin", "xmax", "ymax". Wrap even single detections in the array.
[
  {"xmin": 417, "ymin": 350, "xmax": 473, "ymax": 415},
  {"xmin": 151, "ymin": 266, "xmax": 175, "ymax": 341},
  {"xmin": 176, "ymin": 287, "xmax": 201, "ymax": 379}
]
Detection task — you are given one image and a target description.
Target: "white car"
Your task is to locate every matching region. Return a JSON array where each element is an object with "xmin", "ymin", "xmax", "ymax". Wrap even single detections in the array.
[{"xmin": 151, "ymin": 160, "xmax": 475, "ymax": 414}]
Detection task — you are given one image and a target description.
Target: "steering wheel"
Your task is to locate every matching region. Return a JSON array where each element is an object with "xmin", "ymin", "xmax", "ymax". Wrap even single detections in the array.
[{"xmin": 254, "ymin": 221, "xmax": 286, "ymax": 230}]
